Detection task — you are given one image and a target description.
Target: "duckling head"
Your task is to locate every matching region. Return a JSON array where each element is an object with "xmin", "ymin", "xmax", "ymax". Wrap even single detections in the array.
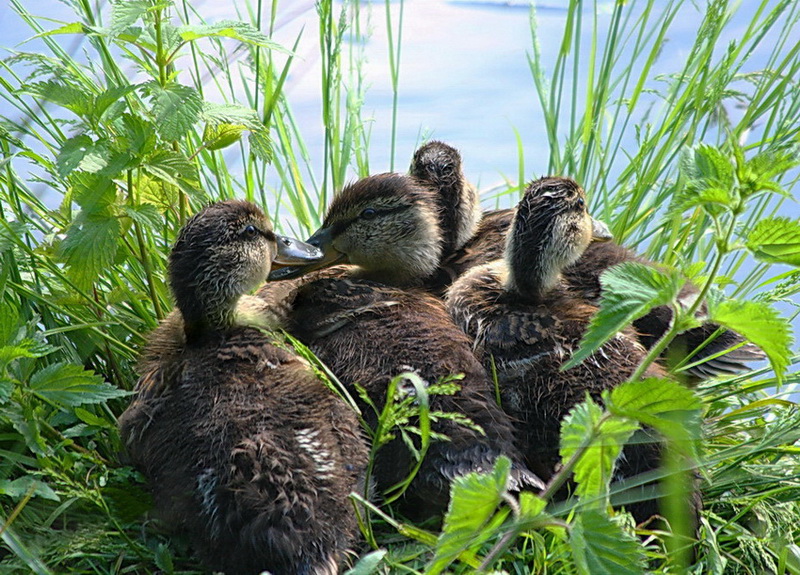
[
  {"xmin": 410, "ymin": 140, "xmax": 481, "ymax": 254},
  {"xmin": 169, "ymin": 200, "xmax": 322, "ymax": 341},
  {"xmin": 506, "ymin": 177, "xmax": 612, "ymax": 300},
  {"xmin": 272, "ymin": 173, "xmax": 444, "ymax": 287}
]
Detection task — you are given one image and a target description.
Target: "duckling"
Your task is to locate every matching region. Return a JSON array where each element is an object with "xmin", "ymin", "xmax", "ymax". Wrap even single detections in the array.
[
  {"xmin": 446, "ymin": 177, "xmax": 668, "ymax": 523},
  {"xmin": 410, "ymin": 142, "xmax": 763, "ymax": 378},
  {"xmin": 262, "ymin": 174, "xmax": 543, "ymax": 519},
  {"xmin": 118, "ymin": 200, "xmax": 368, "ymax": 575}
]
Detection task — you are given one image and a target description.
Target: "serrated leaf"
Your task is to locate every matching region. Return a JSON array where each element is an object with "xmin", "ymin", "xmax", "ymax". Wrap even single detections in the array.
[
  {"xmin": 203, "ymin": 123, "xmax": 245, "ymax": 151},
  {"xmin": 746, "ymin": 217, "xmax": 800, "ymax": 266},
  {"xmin": 675, "ymin": 144, "xmax": 737, "ymax": 214},
  {"xmin": 707, "ymin": 293, "xmax": 792, "ymax": 382},
  {"xmin": 59, "ymin": 213, "xmax": 120, "ymax": 290},
  {"xmin": 344, "ymin": 550, "xmax": 387, "ymax": 575},
  {"xmin": 0, "ymin": 345, "xmax": 37, "ymax": 367},
  {"xmin": 519, "ymin": 490, "xmax": 547, "ymax": 519},
  {"xmin": 56, "ymin": 135, "xmax": 95, "ymax": 178},
  {"xmin": 69, "ymin": 171, "xmax": 117, "ymax": 212},
  {"xmin": 0, "ymin": 301, "xmax": 20, "ymax": 345},
  {"xmin": 153, "ymin": 543, "xmax": 174, "ymax": 573},
  {"xmin": 564, "ymin": 262, "xmax": 683, "ymax": 370},
  {"xmin": 109, "ymin": 0, "xmax": 150, "ymax": 36},
  {"xmin": 249, "ymin": 128, "xmax": 273, "ymax": 163},
  {"xmin": 177, "ymin": 21, "xmax": 290, "ymax": 52},
  {"xmin": 74, "ymin": 406, "xmax": 115, "ymax": 428},
  {"xmin": 570, "ymin": 509, "xmax": 646, "ymax": 575},
  {"xmin": 36, "ymin": 22, "xmax": 87, "ymax": 37},
  {"xmin": 559, "ymin": 398, "xmax": 639, "ymax": 505},
  {"xmin": 201, "ymin": 102, "xmax": 261, "ymax": 129},
  {"xmin": 142, "ymin": 149, "xmax": 199, "ymax": 190},
  {"xmin": 122, "ymin": 203, "xmax": 161, "ymax": 229},
  {"xmin": 0, "ymin": 221, "xmax": 26, "ymax": 253},
  {"xmin": 145, "ymin": 82, "xmax": 202, "ymax": 141},
  {"xmin": 0, "ymin": 378, "xmax": 12, "ymax": 403},
  {"xmin": 0, "ymin": 476, "xmax": 59, "ymax": 501},
  {"xmin": 608, "ymin": 378, "xmax": 701, "ymax": 422},
  {"xmin": 94, "ymin": 84, "xmax": 139, "ymax": 120},
  {"xmin": 428, "ymin": 457, "xmax": 511, "ymax": 573},
  {"xmin": 23, "ymin": 80, "xmax": 93, "ymax": 118},
  {"xmin": 28, "ymin": 362, "xmax": 129, "ymax": 407}
]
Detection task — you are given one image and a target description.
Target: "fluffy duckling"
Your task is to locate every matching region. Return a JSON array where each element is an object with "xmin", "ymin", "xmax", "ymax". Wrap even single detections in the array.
[
  {"xmin": 118, "ymin": 200, "xmax": 368, "ymax": 575},
  {"xmin": 413, "ymin": 142, "xmax": 763, "ymax": 379},
  {"xmin": 446, "ymin": 177, "xmax": 668, "ymax": 522},
  {"xmin": 263, "ymin": 174, "xmax": 542, "ymax": 519}
]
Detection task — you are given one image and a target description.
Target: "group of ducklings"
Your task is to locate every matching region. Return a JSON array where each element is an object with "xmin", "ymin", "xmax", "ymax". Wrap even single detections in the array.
[{"xmin": 118, "ymin": 141, "xmax": 762, "ymax": 574}]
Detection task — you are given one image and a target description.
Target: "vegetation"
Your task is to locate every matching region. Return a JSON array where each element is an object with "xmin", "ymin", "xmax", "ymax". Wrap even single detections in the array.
[{"xmin": 1, "ymin": 0, "xmax": 799, "ymax": 573}]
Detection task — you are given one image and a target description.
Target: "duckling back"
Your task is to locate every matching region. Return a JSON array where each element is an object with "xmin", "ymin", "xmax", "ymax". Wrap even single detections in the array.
[
  {"xmin": 120, "ymin": 323, "xmax": 367, "ymax": 575},
  {"xmin": 283, "ymin": 274, "xmax": 542, "ymax": 519}
]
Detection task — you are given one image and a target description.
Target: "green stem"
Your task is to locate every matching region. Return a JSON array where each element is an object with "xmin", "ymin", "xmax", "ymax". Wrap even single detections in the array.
[{"xmin": 128, "ymin": 170, "xmax": 164, "ymax": 320}]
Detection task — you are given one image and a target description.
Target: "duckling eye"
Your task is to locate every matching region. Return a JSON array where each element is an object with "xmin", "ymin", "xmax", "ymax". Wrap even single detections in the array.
[
  {"xmin": 576, "ymin": 198, "xmax": 585, "ymax": 209},
  {"xmin": 241, "ymin": 224, "xmax": 260, "ymax": 240},
  {"xmin": 360, "ymin": 208, "xmax": 377, "ymax": 220}
]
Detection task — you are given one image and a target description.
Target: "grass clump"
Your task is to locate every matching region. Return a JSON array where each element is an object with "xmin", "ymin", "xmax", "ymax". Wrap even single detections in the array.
[{"xmin": 1, "ymin": 0, "xmax": 799, "ymax": 573}]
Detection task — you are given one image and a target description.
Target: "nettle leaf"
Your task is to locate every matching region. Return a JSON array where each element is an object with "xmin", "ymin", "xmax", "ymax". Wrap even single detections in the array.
[
  {"xmin": 59, "ymin": 213, "xmax": 120, "ymax": 290},
  {"xmin": 28, "ymin": 362, "xmax": 129, "ymax": 407},
  {"xmin": 564, "ymin": 262, "xmax": 682, "ymax": 370},
  {"xmin": 56, "ymin": 135, "xmax": 110, "ymax": 178},
  {"xmin": 37, "ymin": 22, "xmax": 88, "ymax": 37},
  {"xmin": 0, "ymin": 301, "xmax": 20, "ymax": 345},
  {"xmin": 344, "ymin": 550, "xmax": 387, "ymax": 575},
  {"xmin": 559, "ymin": 397, "xmax": 638, "ymax": 505},
  {"xmin": 0, "ymin": 378, "xmax": 12, "ymax": 403},
  {"xmin": 675, "ymin": 144, "xmax": 737, "ymax": 213},
  {"xmin": 571, "ymin": 509, "xmax": 646, "ymax": 575},
  {"xmin": 707, "ymin": 292, "xmax": 792, "ymax": 382},
  {"xmin": 122, "ymin": 203, "xmax": 161, "ymax": 230},
  {"xmin": 203, "ymin": 123, "xmax": 245, "ymax": 151},
  {"xmin": 249, "ymin": 128, "xmax": 273, "ymax": 163},
  {"xmin": 23, "ymin": 80, "xmax": 94, "ymax": 118},
  {"xmin": 428, "ymin": 457, "xmax": 511, "ymax": 573},
  {"xmin": 94, "ymin": 84, "xmax": 138, "ymax": 120},
  {"xmin": 740, "ymin": 146, "xmax": 800, "ymax": 198},
  {"xmin": 0, "ymin": 476, "xmax": 59, "ymax": 501},
  {"xmin": 69, "ymin": 171, "xmax": 117, "ymax": 212},
  {"xmin": 117, "ymin": 113, "xmax": 157, "ymax": 157},
  {"xmin": 202, "ymin": 101, "xmax": 261, "ymax": 128},
  {"xmin": 109, "ymin": 0, "xmax": 150, "ymax": 36},
  {"xmin": 0, "ymin": 221, "xmax": 27, "ymax": 254},
  {"xmin": 178, "ymin": 21, "xmax": 291, "ymax": 53},
  {"xmin": 142, "ymin": 149, "xmax": 200, "ymax": 191},
  {"xmin": 746, "ymin": 217, "xmax": 800, "ymax": 267},
  {"xmin": 145, "ymin": 81, "xmax": 202, "ymax": 141}
]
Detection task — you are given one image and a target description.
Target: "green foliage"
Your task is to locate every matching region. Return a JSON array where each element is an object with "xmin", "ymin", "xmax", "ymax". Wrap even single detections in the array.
[
  {"xmin": 570, "ymin": 510, "xmax": 646, "ymax": 575},
  {"xmin": 563, "ymin": 262, "xmax": 683, "ymax": 370},
  {"xmin": 746, "ymin": 217, "xmax": 800, "ymax": 266}
]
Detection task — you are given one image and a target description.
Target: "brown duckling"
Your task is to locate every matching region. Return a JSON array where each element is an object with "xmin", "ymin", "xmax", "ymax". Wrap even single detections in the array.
[
  {"xmin": 118, "ymin": 200, "xmax": 368, "ymax": 575},
  {"xmin": 263, "ymin": 174, "xmax": 543, "ymax": 519},
  {"xmin": 410, "ymin": 142, "xmax": 763, "ymax": 379},
  {"xmin": 446, "ymin": 177, "xmax": 669, "ymax": 523}
]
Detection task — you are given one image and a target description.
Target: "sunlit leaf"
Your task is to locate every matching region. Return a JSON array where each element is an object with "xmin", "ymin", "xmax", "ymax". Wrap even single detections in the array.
[
  {"xmin": 59, "ymin": 213, "xmax": 120, "ymax": 290},
  {"xmin": 94, "ymin": 85, "xmax": 139, "ymax": 122},
  {"xmin": 122, "ymin": 203, "xmax": 161, "ymax": 230},
  {"xmin": 344, "ymin": 550, "xmax": 387, "ymax": 575},
  {"xmin": 559, "ymin": 397, "xmax": 638, "ymax": 505},
  {"xmin": 707, "ymin": 292, "xmax": 792, "ymax": 382},
  {"xmin": 177, "ymin": 21, "xmax": 291, "ymax": 52},
  {"xmin": 145, "ymin": 82, "xmax": 202, "ymax": 142},
  {"xmin": 22, "ymin": 80, "xmax": 93, "ymax": 118},
  {"xmin": 28, "ymin": 362, "xmax": 129, "ymax": 407},
  {"xmin": 746, "ymin": 217, "xmax": 800, "ymax": 267},
  {"xmin": 564, "ymin": 262, "xmax": 683, "ymax": 369},
  {"xmin": 571, "ymin": 509, "xmax": 646, "ymax": 575},
  {"xmin": 249, "ymin": 128, "xmax": 273, "ymax": 163},
  {"xmin": 36, "ymin": 22, "xmax": 87, "ymax": 37},
  {"xmin": 201, "ymin": 102, "xmax": 261, "ymax": 128},
  {"xmin": 203, "ymin": 123, "xmax": 245, "ymax": 151},
  {"xmin": 428, "ymin": 457, "xmax": 511, "ymax": 573},
  {"xmin": 56, "ymin": 135, "xmax": 96, "ymax": 178},
  {"xmin": 109, "ymin": 0, "xmax": 149, "ymax": 36},
  {"xmin": 69, "ymin": 171, "xmax": 117, "ymax": 213},
  {"xmin": 0, "ymin": 476, "xmax": 59, "ymax": 501}
]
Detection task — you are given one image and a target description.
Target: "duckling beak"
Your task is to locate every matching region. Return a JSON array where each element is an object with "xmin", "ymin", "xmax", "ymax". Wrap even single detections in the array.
[
  {"xmin": 272, "ymin": 234, "xmax": 324, "ymax": 266},
  {"xmin": 591, "ymin": 218, "xmax": 613, "ymax": 242},
  {"xmin": 267, "ymin": 226, "xmax": 348, "ymax": 281}
]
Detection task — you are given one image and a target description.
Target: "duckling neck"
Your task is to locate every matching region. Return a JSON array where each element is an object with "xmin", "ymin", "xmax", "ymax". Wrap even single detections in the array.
[
  {"xmin": 177, "ymin": 290, "xmax": 239, "ymax": 343},
  {"xmin": 504, "ymin": 233, "xmax": 563, "ymax": 301}
]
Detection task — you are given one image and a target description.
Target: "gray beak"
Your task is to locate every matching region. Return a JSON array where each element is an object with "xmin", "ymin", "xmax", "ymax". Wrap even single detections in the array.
[
  {"xmin": 273, "ymin": 234, "xmax": 324, "ymax": 265},
  {"xmin": 591, "ymin": 218, "xmax": 613, "ymax": 242}
]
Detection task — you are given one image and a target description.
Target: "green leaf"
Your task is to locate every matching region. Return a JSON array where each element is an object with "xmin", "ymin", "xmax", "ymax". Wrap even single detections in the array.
[
  {"xmin": 563, "ymin": 262, "xmax": 683, "ymax": 369},
  {"xmin": 122, "ymin": 203, "xmax": 161, "ymax": 230},
  {"xmin": 559, "ymin": 397, "xmax": 639, "ymax": 505},
  {"xmin": 249, "ymin": 128, "xmax": 273, "ymax": 163},
  {"xmin": 203, "ymin": 123, "xmax": 245, "ymax": 151},
  {"xmin": 570, "ymin": 510, "xmax": 646, "ymax": 575},
  {"xmin": 116, "ymin": 113, "xmax": 157, "ymax": 157},
  {"xmin": 428, "ymin": 457, "xmax": 511, "ymax": 573},
  {"xmin": 344, "ymin": 550, "xmax": 387, "ymax": 575},
  {"xmin": 201, "ymin": 102, "xmax": 262, "ymax": 129},
  {"xmin": 707, "ymin": 293, "xmax": 792, "ymax": 382},
  {"xmin": 153, "ymin": 543, "xmax": 174, "ymax": 573},
  {"xmin": 74, "ymin": 406, "xmax": 115, "ymax": 429},
  {"xmin": 69, "ymin": 171, "xmax": 117, "ymax": 213},
  {"xmin": 177, "ymin": 21, "xmax": 291, "ymax": 52},
  {"xmin": 607, "ymin": 378, "xmax": 701, "ymax": 425},
  {"xmin": 746, "ymin": 217, "xmax": 800, "ymax": 267},
  {"xmin": 56, "ymin": 136, "xmax": 97, "ymax": 178},
  {"xmin": 28, "ymin": 362, "xmax": 129, "ymax": 407},
  {"xmin": 0, "ymin": 301, "xmax": 20, "ymax": 345},
  {"xmin": 58, "ymin": 213, "xmax": 120, "ymax": 290},
  {"xmin": 145, "ymin": 82, "xmax": 202, "ymax": 142},
  {"xmin": 142, "ymin": 149, "xmax": 200, "ymax": 191},
  {"xmin": 675, "ymin": 144, "xmax": 737, "ymax": 213},
  {"xmin": 37, "ymin": 22, "xmax": 87, "ymax": 37},
  {"xmin": 108, "ymin": 0, "xmax": 150, "ymax": 37},
  {"xmin": 23, "ymin": 80, "xmax": 93, "ymax": 118},
  {"xmin": 0, "ymin": 476, "xmax": 59, "ymax": 501},
  {"xmin": 741, "ymin": 146, "xmax": 800, "ymax": 198},
  {"xmin": 94, "ymin": 84, "xmax": 139, "ymax": 121}
]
